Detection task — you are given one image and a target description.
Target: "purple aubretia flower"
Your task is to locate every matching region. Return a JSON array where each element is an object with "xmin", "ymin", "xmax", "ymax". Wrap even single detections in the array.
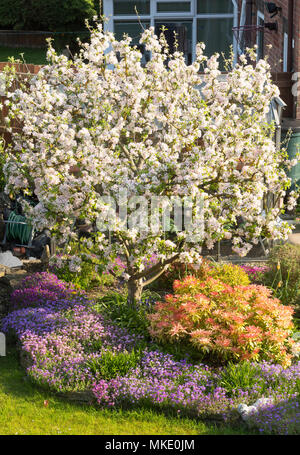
[{"xmin": 2, "ymin": 271, "xmax": 300, "ymax": 433}]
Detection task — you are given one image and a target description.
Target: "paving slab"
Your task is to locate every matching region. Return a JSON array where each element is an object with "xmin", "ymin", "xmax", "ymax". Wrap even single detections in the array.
[
  {"xmin": 0, "ymin": 251, "xmax": 23, "ymax": 268},
  {"xmin": 287, "ymin": 233, "xmax": 300, "ymax": 246}
]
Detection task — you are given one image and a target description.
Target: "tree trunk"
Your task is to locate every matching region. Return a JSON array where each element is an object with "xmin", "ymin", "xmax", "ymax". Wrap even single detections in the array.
[{"xmin": 127, "ymin": 278, "xmax": 143, "ymax": 305}]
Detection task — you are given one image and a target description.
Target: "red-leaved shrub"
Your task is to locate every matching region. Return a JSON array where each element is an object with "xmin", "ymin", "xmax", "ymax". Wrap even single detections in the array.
[{"xmin": 148, "ymin": 275, "xmax": 295, "ymax": 366}]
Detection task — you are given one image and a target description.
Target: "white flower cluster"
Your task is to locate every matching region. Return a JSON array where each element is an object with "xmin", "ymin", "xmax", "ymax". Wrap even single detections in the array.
[{"xmin": 2, "ymin": 23, "xmax": 298, "ymax": 288}]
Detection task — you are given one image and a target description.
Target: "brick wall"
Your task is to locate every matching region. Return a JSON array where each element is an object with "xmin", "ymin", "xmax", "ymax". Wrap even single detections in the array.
[
  {"xmin": 0, "ymin": 62, "xmax": 41, "ymax": 73},
  {"xmin": 237, "ymin": 0, "xmax": 300, "ymax": 120},
  {"xmin": 0, "ymin": 62, "xmax": 42, "ymax": 144}
]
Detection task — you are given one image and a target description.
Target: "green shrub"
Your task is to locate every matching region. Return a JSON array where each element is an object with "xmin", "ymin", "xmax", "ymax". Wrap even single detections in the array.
[
  {"xmin": 219, "ymin": 362, "xmax": 265, "ymax": 397},
  {"xmin": 53, "ymin": 259, "xmax": 114, "ymax": 290},
  {"xmin": 0, "ymin": 0, "xmax": 97, "ymax": 31},
  {"xmin": 196, "ymin": 261, "xmax": 250, "ymax": 286},
  {"xmin": 95, "ymin": 291, "xmax": 159, "ymax": 339},
  {"xmin": 268, "ymin": 243, "xmax": 300, "ymax": 283},
  {"xmin": 50, "ymin": 240, "xmax": 119, "ymax": 290},
  {"xmin": 263, "ymin": 243, "xmax": 300, "ymax": 308},
  {"xmin": 148, "ymin": 259, "xmax": 250, "ymax": 291},
  {"xmin": 86, "ymin": 349, "xmax": 142, "ymax": 380}
]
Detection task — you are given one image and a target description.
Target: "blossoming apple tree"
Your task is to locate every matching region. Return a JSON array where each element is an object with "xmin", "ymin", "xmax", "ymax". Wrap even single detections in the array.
[{"xmin": 3, "ymin": 23, "xmax": 298, "ymax": 302}]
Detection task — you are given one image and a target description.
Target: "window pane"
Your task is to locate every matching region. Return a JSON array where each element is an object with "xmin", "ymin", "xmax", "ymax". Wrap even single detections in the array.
[
  {"xmin": 157, "ymin": 2, "xmax": 191, "ymax": 12},
  {"xmin": 114, "ymin": 21, "xmax": 151, "ymax": 65},
  {"xmin": 113, "ymin": 0, "xmax": 150, "ymax": 15},
  {"xmin": 155, "ymin": 20, "xmax": 193, "ymax": 65},
  {"xmin": 197, "ymin": 18, "xmax": 233, "ymax": 70},
  {"xmin": 197, "ymin": 0, "xmax": 233, "ymax": 14},
  {"xmin": 114, "ymin": 21, "xmax": 150, "ymax": 45}
]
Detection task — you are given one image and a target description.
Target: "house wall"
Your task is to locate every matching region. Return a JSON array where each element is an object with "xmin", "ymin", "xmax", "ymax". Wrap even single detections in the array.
[{"xmin": 237, "ymin": 0, "xmax": 300, "ymax": 120}]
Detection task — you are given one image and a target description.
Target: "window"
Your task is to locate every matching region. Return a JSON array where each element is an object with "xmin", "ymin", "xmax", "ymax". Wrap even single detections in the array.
[
  {"xmin": 283, "ymin": 32, "xmax": 288, "ymax": 72},
  {"xmin": 197, "ymin": 0, "xmax": 233, "ymax": 14},
  {"xmin": 157, "ymin": 2, "xmax": 191, "ymax": 13},
  {"xmin": 114, "ymin": 21, "xmax": 151, "ymax": 45},
  {"xmin": 113, "ymin": 0, "xmax": 150, "ymax": 15},
  {"xmin": 104, "ymin": 0, "xmax": 238, "ymax": 66},
  {"xmin": 257, "ymin": 11, "xmax": 264, "ymax": 61},
  {"xmin": 114, "ymin": 21, "xmax": 151, "ymax": 64},
  {"xmin": 197, "ymin": 17, "xmax": 234, "ymax": 63},
  {"xmin": 155, "ymin": 20, "xmax": 193, "ymax": 64}
]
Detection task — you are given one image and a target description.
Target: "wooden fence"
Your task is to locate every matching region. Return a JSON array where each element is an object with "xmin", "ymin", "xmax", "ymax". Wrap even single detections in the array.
[
  {"xmin": 0, "ymin": 30, "xmax": 89, "ymax": 49},
  {"xmin": 0, "ymin": 31, "xmax": 51, "ymax": 48}
]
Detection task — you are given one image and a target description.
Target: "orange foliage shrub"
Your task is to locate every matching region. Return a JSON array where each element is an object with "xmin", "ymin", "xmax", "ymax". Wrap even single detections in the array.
[{"xmin": 148, "ymin": 275, "xmax": 295, "ymax": 366}]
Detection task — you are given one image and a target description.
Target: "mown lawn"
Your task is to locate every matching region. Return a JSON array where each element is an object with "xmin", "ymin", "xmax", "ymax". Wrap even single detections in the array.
[
  {"xmin": 0, "ymin": 46, "xmax": 47, "ymax": 65},
  {"xmin": 0, "ymin": 346, "xmax": 256, "ymax": 436}
]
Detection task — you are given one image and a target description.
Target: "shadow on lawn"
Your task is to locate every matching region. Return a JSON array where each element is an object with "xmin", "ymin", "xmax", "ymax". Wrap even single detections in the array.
[
  {"xmin": 0, "ymin": 345, "xmax": 96, "ymax": 413},
  {"xmin": 0, "ymin": 345, "xmax": 55, "ymax": 401},
  {"xmin": 0, "ymin": 345, "xmax": 258, "ymax": 436}
]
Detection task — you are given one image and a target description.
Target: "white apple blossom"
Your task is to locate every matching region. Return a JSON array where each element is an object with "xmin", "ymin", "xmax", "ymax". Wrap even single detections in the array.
[{"xmin": 2, "ymin": 23, "xmax": 299, "ymax": 302}]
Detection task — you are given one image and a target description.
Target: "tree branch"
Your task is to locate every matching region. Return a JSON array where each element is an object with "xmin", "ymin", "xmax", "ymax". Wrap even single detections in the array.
[
  {"xmin": 143, "ymin": 265, "xmax": 168, "ymax": 287},
  {"xmin": 132, "ymin": 252, "xmax": 181, "ymax": 280}
]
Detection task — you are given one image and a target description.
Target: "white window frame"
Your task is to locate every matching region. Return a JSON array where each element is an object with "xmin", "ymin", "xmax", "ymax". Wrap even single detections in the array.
[{"xmin": 103, "ymin": 0, "xmax": 238, "ymax": 63}]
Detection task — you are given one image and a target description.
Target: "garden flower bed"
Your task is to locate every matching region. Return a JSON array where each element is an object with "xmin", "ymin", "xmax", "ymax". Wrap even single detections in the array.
[
  {"xmin": 2, "ymin": 272, "xmax": 300, "ymax": 434},
  {"xmin": 1, "ymin": 20, "xmax": 300, "ymax": 437}
]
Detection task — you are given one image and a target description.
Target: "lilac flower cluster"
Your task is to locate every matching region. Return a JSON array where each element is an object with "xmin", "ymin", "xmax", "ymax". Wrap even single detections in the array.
[
  {"xmin": 91, "ymin": 351, "xmax": 244, "ymax": 417},
  {"xmin": 21, "ymin": 324, "xmax": 142, "ymax": 392},
  {"xmin": 91, "ymin": 354, "xmax": 300, "ymax": 425},
  {"xmin": 3, "ymin": 304, "xmax": 143, "ymax": 391},
  {"xmin": 10, "ymin": 272, "xmax": 86, "ymax": 311},
  {"xmin": 240, "ymin": 265, "xmax": 270, "ymax": 281},
  {"xmin": 2, "ymin": 272, "xmax": 300, "ymax": 433},
  {"xmin": 247, "ymin": 397, "xmax": 300, "ymax": 435}
]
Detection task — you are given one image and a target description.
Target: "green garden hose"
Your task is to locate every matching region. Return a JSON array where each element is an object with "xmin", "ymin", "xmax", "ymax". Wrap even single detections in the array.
[{"xmin": 6, "ymin": 211, "xmax": 32, "ymax": 245}]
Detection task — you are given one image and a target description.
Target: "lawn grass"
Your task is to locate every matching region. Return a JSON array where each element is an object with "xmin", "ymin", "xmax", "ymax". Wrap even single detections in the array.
[
  {"xmin": 0, "ymin": 346, "xmax": 256, "ymax": 436},
  {"xmin": 0, "ymin": 46, "xmax": 47, "ymax": 65}
]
